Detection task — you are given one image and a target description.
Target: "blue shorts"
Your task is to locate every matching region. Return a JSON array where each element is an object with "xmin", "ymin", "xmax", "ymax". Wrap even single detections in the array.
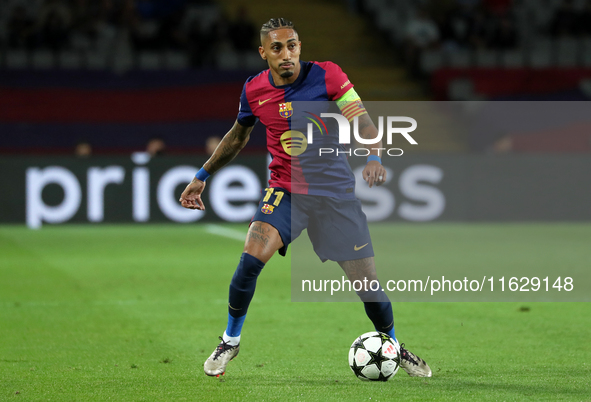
[{"xmin": 251, "ymin": 187, "xmax": 374, "ymax": 262}]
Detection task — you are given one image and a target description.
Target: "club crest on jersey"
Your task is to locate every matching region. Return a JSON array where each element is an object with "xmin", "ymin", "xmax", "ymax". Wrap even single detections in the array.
[
  {"xmin": 279, "ymin": 102, "xmax": 293, "ymax": 118},
  {"xmin": 261, "ymin": 204, "xmax": 274, "ymax": 214}
]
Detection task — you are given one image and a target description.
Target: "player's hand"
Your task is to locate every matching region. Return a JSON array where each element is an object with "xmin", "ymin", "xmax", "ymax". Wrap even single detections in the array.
[
  {"xmin": 363, "ymin": 160, "xmax": 386, "ymax": 188},
  {"xmin": 179, "ymin": 178, "xmax": 206, "ymax": 210}
]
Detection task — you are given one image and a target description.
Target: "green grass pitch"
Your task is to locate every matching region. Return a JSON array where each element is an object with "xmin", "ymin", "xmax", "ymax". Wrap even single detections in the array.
[{"xmin": 1, "ymin": 223, "xmax": 590, "ymax": 401}]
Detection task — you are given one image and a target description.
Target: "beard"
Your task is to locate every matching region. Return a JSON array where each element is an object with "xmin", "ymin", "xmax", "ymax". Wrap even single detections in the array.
[{"xmin": 280, "ymin": 70, "xmax": 294, "ymax": 78}]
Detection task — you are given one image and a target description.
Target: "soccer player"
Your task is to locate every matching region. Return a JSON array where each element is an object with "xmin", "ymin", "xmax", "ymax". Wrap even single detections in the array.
[{"xmin": 180, "ymin": 18, "xmax": 431, "ymax": 378}]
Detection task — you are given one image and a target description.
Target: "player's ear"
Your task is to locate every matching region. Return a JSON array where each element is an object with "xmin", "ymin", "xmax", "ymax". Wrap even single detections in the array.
[{"xmin": 259, "ymin": 46, "xmax": 266, "ymax": 60}]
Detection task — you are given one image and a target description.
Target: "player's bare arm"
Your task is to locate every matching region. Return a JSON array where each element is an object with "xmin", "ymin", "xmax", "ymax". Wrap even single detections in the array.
[
  {"xmin": 179, "ymin": 120, "xmax": 253, "ymax": 210},
  {"xmin": 203, "ymin": 120, "xmax": 253, "ymax": 174},
  {"xmin": 356, "ymin": 113, "xmax": 387, "ymax": 188}
]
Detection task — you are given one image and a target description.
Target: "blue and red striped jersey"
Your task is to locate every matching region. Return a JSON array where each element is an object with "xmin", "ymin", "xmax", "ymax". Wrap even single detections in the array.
[{"xmin": 237, "ymin": 61, "xmax": 357, "ymax": 199}]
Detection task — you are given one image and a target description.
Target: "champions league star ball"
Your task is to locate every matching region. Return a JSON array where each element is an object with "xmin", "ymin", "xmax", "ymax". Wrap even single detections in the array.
[{"xmin": 348, "ymin": 332, "xmax": 401, "ymax": 381}]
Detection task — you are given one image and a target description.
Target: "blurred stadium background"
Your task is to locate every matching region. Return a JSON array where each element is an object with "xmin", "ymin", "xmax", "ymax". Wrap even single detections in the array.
[{"xmin": 0, "ymin": 0, "xmax": 590, "ymax": 230}]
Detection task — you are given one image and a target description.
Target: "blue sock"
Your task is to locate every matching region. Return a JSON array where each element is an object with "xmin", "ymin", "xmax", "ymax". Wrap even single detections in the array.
[
  {"xmin": 226, "ymin": 253, "xmax": 265, "ymax": 337},
  {"xmin": 387, "ymin": 327, "xmax": 397, "ymax": 342},
  {"xmin": 226, "ymin": 313, "xmax": 246, "ymax": 337}
]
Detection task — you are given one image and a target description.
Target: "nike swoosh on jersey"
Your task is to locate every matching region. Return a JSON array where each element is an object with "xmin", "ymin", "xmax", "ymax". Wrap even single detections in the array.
[
  {"xmin": 258, "ymin": 98, "xmax": 272, "ymax": 105},
  {"xmin": 354, "ymin": 243, "xmax": 369, "ymax": 251}
]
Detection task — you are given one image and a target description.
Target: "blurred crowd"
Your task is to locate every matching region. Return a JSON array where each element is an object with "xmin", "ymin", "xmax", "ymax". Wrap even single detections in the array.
[
  {"xmin": 549, "ymin": 0, "xmax": 591, "ymax": 37},
  {"xmin": 405, "ymin": 0, "xmax": 591, "ymax": 53},
  {"xmin": 2, "ymin": 0, "xmax": 258, "ymax": 67},
  {"xmin": 408, "ymin": 0, "xmax": 518, "ymax": 53},
  {"xmin": 398, "ymin": 0, "xmax": 591, "ymax": 74}
]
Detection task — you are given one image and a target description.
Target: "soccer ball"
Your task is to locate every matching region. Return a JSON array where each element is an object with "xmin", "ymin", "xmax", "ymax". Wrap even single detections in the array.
[{"xmin": 348, "ymin": 331, "xmax": 401, "ymax": 381}]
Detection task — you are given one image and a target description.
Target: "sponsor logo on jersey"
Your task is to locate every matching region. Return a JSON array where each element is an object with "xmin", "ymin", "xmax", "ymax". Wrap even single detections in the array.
[
  {"xmin": 280, "ymin": 130, "xmax": 308, "ymax": 156},
  {"xmin": 261, "ymin": 204, "xmax": 274, "ymax": 214},
  {"xmin": 279, "ymin": 102, "xmax": 293, "ymax": 118},
  {"xmin": 340, "ymin": 80, "xmax": 351, "ymax": 89}
]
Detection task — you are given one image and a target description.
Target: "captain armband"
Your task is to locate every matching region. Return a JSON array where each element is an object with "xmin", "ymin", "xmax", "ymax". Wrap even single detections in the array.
[{"xmin": 336, "ymin": 88, "xmax": 368, "ymax": 122}]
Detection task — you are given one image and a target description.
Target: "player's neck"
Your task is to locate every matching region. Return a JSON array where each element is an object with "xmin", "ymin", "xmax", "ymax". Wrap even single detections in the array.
[{"xmin": 270, "ymin": 63, "xmax": 301, "ymax": 86}]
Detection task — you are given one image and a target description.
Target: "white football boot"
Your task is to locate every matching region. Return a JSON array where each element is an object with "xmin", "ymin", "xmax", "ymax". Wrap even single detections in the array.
[
  {"xmin": 204, "ymin": 337, "xmax": 240, "ymax": 377},
  {"xmin": 399, "ymin": 344, "xmax": 432, "ymax": 377}
]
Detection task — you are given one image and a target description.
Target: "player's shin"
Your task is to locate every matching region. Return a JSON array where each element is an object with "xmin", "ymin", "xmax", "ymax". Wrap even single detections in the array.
[
  {"xmin": 356, "ymin": 287, "xmax": 396, "ymax": 341},
  {"xmin": 225, "ymin": 252, "xmax": 266, "ymax": 343}
]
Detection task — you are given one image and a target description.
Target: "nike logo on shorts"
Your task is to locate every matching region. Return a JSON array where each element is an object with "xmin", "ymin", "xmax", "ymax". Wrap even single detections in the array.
[{"xmin": 354, "ymin": 243, "xmax": 369, "ymax": 251}]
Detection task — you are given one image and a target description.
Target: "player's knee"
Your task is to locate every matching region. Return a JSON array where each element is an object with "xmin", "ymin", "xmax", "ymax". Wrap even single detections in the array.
[
  {"xmin": 356, "ymin": 287, "xmax": 391, "ymax": 303},
  {"xmin": 242, "ymin": 244, "xmax": 271, "ymax": 262}
]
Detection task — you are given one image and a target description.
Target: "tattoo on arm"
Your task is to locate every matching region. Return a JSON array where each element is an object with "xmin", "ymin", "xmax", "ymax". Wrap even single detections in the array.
[
  {"xmin": 354, "ymin": 114, "xmax": 382, "ymax": 150},
  {"xmin": 204, "ymin": 121, "xmax": 253, "ymax": 174},
  {"xmin": 357, "ymin": 115, "xmax": 374, "ymax": 134}
]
